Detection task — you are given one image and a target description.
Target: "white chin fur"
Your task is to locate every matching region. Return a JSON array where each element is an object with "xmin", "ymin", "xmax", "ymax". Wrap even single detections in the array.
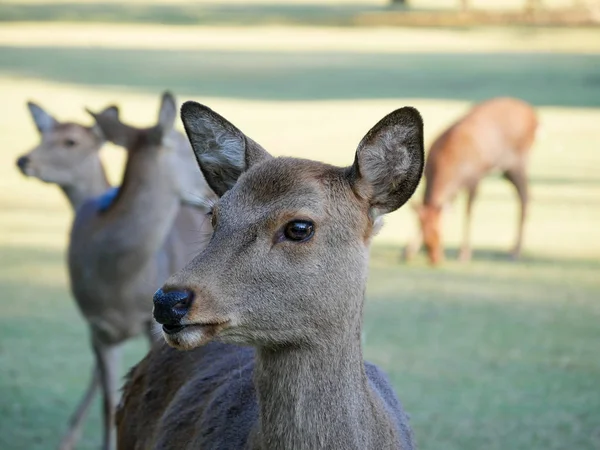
[{"xmin": 163, "ymin": 326, "xmax": 209, "ymax": 351}]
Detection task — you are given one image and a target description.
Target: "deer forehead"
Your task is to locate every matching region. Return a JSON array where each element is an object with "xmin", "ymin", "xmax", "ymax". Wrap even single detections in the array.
[
  {"xmin": 44, "ymin": 123, "xmax": 93, "ymax": 143},
  {"xmin": 216, "ymin": 157, "xmax": 360, "ymax": 224}
]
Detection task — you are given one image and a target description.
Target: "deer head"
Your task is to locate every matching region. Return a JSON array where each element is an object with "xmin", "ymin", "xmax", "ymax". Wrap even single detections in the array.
[
  {"xmin": 153, "ymin": 102, "xmax": 424, "ymax": 351},
  {"xmin": 16, "ymin": 101, "xmax": 117, "ymax": 186},
  {"xmin": 87, "ymin": 92, "xmax": 216, "ymax": 210}
]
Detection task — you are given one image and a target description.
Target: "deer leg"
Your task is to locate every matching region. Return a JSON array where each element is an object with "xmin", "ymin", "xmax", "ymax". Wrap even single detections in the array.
[
  {"xmin": 58, "ymin": 363, "xmax": 100, "ymax": 450},
  {"xmin": 93, "ymin": 341, "xmax": 120, "ymax": 450},
  {"xmin": 402, "ymin": 232, "xmax": 423, "ymax": 262},
  {"xmin": 503, "ymin": 166, "xmax": 529, "ymax": 260},
  {"xmin": 459, "ymin": 185, "xmax": 478, "ymax": 262}
]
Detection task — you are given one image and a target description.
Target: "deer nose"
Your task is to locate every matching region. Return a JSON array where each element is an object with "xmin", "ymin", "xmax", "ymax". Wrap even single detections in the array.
[
  {"xmin": 16, "ymin": 155, "xmax": 30, "ymax": 173},
  {"xmin": 153, "ymin": 289, "xmax": 194, "ymax": 327}
]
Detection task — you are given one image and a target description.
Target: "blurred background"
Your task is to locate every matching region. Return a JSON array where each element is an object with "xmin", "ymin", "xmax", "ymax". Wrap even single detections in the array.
[{"xmin": 1, "ymin": 1, "xmax": 599, "ymax": 449}]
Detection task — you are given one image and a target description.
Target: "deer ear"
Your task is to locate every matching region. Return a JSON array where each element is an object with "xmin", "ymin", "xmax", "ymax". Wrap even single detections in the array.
[
  {"xmin": 180, "ymin": 101, "xmax": 272, "ymax": 197},
  {"xmin": 87, "ymin": 106, "xmax": 136, "ymax": 148},
  {"xmin": 158, "ymin": 91, "xmax": 177, "ymax": 132},
  {"xmin": 90, "ymin": 105, "xmax": 119, "ymax": 140},
  {"xmin": 350, "ymin": 107, "xmax": 425, "ymax": 218},
  {"xmin": 27, "ymin": 101, "xmax": 58, "ymax": 134}
]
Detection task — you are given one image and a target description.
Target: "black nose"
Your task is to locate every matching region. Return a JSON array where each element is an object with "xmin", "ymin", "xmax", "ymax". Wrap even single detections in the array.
[
  {"xmin": 153, "ymin": 289, "xmax": 194, "ymax": 326},
  {"xmin": 16, "ymin": 155, "xmax": 30, "ymax": 173}
]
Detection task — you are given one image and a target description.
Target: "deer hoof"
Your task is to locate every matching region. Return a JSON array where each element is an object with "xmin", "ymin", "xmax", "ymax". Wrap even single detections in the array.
[
  {"xmin": 509, "ymin": 250, "xmax": 521, "ymax": 261},
  {"xmin": 458, "ymin": 249, "xmax": 472, "ymax": 263}
]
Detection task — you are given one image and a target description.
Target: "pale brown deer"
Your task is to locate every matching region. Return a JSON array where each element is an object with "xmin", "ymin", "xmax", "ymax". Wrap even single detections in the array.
[
  {"xmin": 17, "ymin": 101, "xmax": 115, "ymax": 210},
  {"xmin": 405, "ymin": 97, "xmax": 538, "ymax": 265},
  {"xmin": 116, "ymin": 102, "xmax": 424, "ymax": 449},
  {"xmin": 16, "ymin": 93, "xmax": 215, "ymax": 450}
]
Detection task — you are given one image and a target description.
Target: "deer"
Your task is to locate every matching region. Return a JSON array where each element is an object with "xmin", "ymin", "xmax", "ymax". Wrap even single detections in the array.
[
  {"xmin": 16, "ymin": 93, "xmax": 216, "ymax": 450},
  {"xmin": 17, "ymin": 101, "xmax": 116, "ymax": 210},
  {"xmin": 404, "ymin": 97, "xmax": 538, "ymax": 265},
  {"xmin": 115, "ymin": 101, "xmax": 424, "ymax": 449}
]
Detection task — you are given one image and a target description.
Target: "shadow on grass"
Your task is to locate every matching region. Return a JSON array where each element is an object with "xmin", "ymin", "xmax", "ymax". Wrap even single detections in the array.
[
  {"xmin": 0, "ymin": 46, "xmax": 599, "ymax": 107},
  {"xmin": 372, "ymin": 242, "xmax": 600, "ymax": 271},
  {"xmin": 531, "ymin": 175, "xmax": 600, "ymax": 186},
  {"xmin": 0, "ymin": 2, "xmax": 384, "ymax": 27}
]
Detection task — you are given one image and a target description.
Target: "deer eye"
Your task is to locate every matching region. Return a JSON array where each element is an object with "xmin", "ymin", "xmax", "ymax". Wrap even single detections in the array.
[
  {"xmin": 207, "ymin": 207, "xmax": 217, "ymax": 228},
  {"xmin": 283, "ymin": 220, "xmax": 314, "ymax": 242},
  {"xmin": 64, "ymin": 139, "xmax": 76, "ymax": 148}
]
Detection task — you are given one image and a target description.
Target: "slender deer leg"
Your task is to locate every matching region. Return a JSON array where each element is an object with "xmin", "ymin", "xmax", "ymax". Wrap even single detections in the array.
[
  {"xmin": 459, "ymin": 184, "xmax": 478, "ymax": 262},
  {"xmin": 503, "ymin": 166, "xmax": 529, "ymax": 259},
  {"xmin": 93, "ymin": 341, "xmax": 120, "ymax": 450},
  {"xmin": 58, "ymin": 363, "xmax": 100, "ymax": 450},
  {"xmin": 402, "ymin": 231, "xmax": 423, "ymax": 261}
]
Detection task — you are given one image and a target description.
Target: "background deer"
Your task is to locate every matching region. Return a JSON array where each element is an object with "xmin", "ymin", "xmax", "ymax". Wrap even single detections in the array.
[
  {"xmin": 405, "ymin": 97, "xmax": 538, "ymax": 265},
  {"xmin": 17, "ymin": 101, "xmax": 116, "ymax": 210},
  {"xmin": 16, "ymin": 93, "xmax": 215, "ymax": 450},
  {"xmin": 116, "ymin": 102, "xmax": 424, "ymax": 449}
]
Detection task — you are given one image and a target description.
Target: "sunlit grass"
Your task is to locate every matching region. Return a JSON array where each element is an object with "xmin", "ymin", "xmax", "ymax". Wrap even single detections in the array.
[{"xmin": 1, "ymin": 23, "xmax": 599, "ymax": 54}]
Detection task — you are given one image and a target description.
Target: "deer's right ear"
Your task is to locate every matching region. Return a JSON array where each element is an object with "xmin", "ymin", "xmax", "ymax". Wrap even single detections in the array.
[
  {"xmin": 27, "ymin": 101, "xmax": 58, "ymax": 134},
  {"xmin": 180, "ymin": 101, "xmax": 272, "ymax": 197},
  {"xmin": 90, "ymin": 105, "xmax": 119, "ymax": 140},
  {"xmin": 87, "ymin": 106, "xmax": 133, "ymax": 148},
  {"xmin": 349, "ymin": 107, "xmax": 425, "ymax": 219}
]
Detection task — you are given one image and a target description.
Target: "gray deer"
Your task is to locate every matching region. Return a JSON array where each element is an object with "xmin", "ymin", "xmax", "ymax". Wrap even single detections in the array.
[
  {"xmin": 116, "ymin": 102, "xmax": 424, "ymax": 449},
  {"xmin": 17, "ymin": 93, "xmax": 215, "ymax": 450}
]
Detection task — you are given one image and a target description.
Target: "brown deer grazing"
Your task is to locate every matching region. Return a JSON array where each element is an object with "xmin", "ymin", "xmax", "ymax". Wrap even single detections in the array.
[
  {"xmin": 116, "ymin": 102, "xmax": 424, "ymax": 449},
  {"xmin": 16, "ymin": 93, "xmax": 215, "ymax": 450},
  {"xmin": 405, "ymin": 97, "xmax": 538, "ymax": 265}
]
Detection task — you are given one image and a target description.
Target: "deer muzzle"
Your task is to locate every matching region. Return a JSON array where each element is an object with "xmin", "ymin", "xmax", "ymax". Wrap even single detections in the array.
[{"xmin": 153, "ymin": 288, "xmax": 194, "ymax": 334}]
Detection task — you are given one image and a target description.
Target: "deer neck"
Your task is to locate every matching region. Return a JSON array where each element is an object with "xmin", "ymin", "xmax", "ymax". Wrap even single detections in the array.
[
  {"xmin": 61, "ymin": 154, "xmax": 110, "ymax": 211},
  {"xmin": 252, "ymin": 298, "xmax": 391, "ymax": 449},
  {"xmin": 97, "ymin": 147, "xmax": 180, "ymax": 269}
]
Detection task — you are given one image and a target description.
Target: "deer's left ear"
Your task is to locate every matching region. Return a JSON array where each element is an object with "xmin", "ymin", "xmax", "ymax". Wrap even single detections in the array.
[
  {"xmin": 349, "ymin": 107, "xmax": 425, "ymax": 218},
  {"xmin": 90, "ymin": 105, "xmax": 120, "ymax": 141},
  {"xmin": 180, "ymin": 101, "xmax": 272, "ymax": 197}
]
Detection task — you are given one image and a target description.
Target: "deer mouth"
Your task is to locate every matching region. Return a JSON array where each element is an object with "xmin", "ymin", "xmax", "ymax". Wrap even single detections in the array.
[
  {"xmin": 162, "ymin": 324, "xmax": 186, "ymax": 335},
  {"xmin": 162, "ymin": 321, "xmax": 230, "ymax": 336}
]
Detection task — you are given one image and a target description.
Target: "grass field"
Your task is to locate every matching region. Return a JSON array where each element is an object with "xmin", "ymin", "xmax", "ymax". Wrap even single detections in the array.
[{"xmin": 1, "ymin": 21, "xmax": 599, "ymax": 450}]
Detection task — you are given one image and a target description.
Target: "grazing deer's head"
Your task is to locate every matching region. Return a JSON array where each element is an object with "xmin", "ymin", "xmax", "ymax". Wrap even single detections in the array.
[
  {"xmin": 414, "ymin": 203, "xmax": 444, "ymax": 265},
  {"xmin": 16, "ymin": 101, "xmax": 117, "ymax": 186},
  {"xmin": 153, "ymin": 102, "xmax": 424, "ymax": 351}
]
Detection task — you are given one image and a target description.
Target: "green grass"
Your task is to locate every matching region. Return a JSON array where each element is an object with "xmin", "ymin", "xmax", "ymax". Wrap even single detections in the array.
[
  {"xmin": 0, "ymin": 46, "xmax": 599, "ymax": 107},
  {"xmin": 366, "ymin": 248, "xmax": 600, "ymax": 450},
  {"xmin": 0, "ymin": 23, "xmax": 599, "ymax": 450}
]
